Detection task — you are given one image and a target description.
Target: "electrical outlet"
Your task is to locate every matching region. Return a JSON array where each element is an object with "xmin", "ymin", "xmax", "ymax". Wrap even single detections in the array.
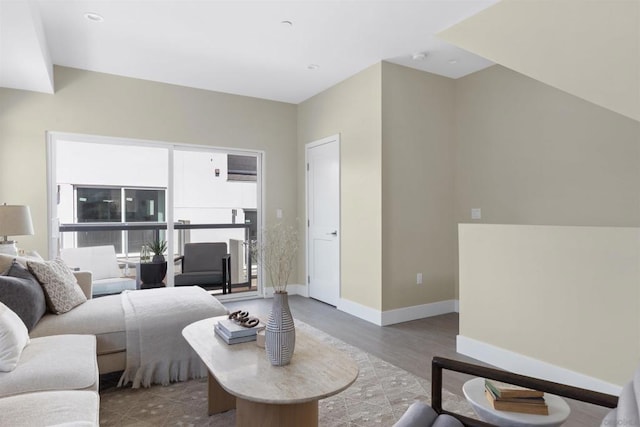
[
  {"xmin": 416, "ymin": 273, "xmax": 423, "ymax": 285},
  {"xmin": 471, "ymin": 208, "xmax": 481, "ymax": 220}
]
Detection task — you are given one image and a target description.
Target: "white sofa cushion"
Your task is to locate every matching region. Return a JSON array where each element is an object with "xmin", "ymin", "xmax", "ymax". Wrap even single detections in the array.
[
  {"xmin": 0, "ymin": 302, "xmax": 29, "ymax": 372},
  {"xmin": 0, "ymin": 390, "xmax": 99, "ymax": 426},
  {"xmin": 27, "ymin": 258, "xmax": 87, "ymax": 314},
  {"xmin": 0, "ymin": 334, "xmax": 98, "ymax": 398},
  {"xmin": 30, "ymin": 294, "xmax": 125, "ymax": 356},
  {"xmin": 92, "ymin": 277, "xmax": 137, "ymax": 296}
]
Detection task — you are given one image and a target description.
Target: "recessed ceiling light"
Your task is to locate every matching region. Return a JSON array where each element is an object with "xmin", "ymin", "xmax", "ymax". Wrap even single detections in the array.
[
  {"xmin": 307, "ymin": 64, "xmax": 320, "ymax": 70},
  {"xmin": 448, "ymin": 59, "xmax": 458, "ymax": 64},
  {"xmin": 412, "ymin": 52, "xmax": 428, "ymax": 61},
  {"xmin": 281, "ymin": 20, "xmax": 293, "ymax": 27},
  {"xmin": 84, "ymin": 12, "xmax": 104, "ymax": 22}
]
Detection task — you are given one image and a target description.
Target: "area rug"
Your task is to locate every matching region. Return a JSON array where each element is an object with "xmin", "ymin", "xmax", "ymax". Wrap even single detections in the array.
[{"xmin": 99, "ymin": 320, "xmax": 475, "ymax": 426}]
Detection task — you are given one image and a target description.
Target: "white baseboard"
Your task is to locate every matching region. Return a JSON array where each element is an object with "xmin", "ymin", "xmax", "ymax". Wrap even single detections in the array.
[
  {"xmin": 262, "ymin": 284, "xmax": 307, "ymax": 298},
  {"xmin": 381, "ymin": 299, "xmax": 457, "ymax": 326},
  {"xmin": 457, "ymin": 335, "xmax": 622, "ymax": 395},
  {"xmin": 272, "ymin": 286, "xmax": 458, "ymax": 326},
  {"xmin": 261, "ymin": 288, "xmax": 385, "ymax": 325},
  {"xmin": 288, "ymin": 284, "xmax": 309, "ymax": 297},
  {"xmin": 337, "ymin": 298, "xmax": 383, "ymax": 325},
  {"xmin": 336, "ymin": 298, "xmax": 458, "ymax": 326}
]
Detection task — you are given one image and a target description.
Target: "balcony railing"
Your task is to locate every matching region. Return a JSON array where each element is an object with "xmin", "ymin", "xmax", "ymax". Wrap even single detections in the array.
[{"xmin": 58, "ymin": 222, "xmax": 254, "ymax": 289}]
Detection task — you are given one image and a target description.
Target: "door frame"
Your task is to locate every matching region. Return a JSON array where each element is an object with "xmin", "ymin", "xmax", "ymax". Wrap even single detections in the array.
[{"xmin": 305, "ymin": 134, "xmax": 341, "ymax": 304}]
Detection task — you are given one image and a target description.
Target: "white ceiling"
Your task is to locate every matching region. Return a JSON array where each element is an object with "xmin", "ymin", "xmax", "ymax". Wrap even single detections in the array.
[{"xmin": 0, "ymin": 0, "xmax": 497, "ymax": 104}]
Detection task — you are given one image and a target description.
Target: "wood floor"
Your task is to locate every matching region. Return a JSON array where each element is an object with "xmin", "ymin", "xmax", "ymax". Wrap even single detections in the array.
[{"xmin": 226, "ymin": 295, "xmax": 611, "ymax": 427}]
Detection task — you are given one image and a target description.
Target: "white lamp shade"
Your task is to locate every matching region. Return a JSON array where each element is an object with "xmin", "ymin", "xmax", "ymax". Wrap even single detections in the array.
[{"xmin": 0, "ymin": 205, "xmax": 34, "ymax": 238}]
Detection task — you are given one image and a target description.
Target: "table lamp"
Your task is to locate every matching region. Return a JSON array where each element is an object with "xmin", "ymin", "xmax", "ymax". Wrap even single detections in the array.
[{"xmin": 0, "ymin": 204, "xmax": 34, "ymax": 256}]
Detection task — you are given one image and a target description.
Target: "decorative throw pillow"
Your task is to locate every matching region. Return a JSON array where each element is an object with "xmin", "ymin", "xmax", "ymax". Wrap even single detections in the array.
[
  {"xmin": 0, "ymin": 261, "xmax": 47, "ymax": 331},
  {"xmin": 0, "ymin": 301, "xmax": 30, "ymax": 372},
  {"xmin": 27, "ymin": 258, "xmax": 87, "ymax": 314}
]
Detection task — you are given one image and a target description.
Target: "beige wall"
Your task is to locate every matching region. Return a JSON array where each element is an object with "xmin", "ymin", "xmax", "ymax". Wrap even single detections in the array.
[
  {"xmin": 459, "ymin": 223, "xmax": 640, "ymax": 387},
  {"xmin": 455, "ymin": 65, "xmax": 640, "ymax": 228},
  {"xmin": 0, "ymin": 66, "xmax": 297, "ymax": 258},
  {"xmin": 439, "ymin": 0, "xmax": 640, "ymax": 122},
  {"xmin": 381, "ymin": 62, "xmax": 456, "ymax": 311},
  {"xmin": 297, "ymin": 63, "xmax": 383, "ymax": 310}
]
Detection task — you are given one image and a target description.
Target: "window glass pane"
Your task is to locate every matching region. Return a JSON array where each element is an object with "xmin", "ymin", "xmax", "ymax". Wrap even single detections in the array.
[
  {"xmin": 76, "ymin": 187, "xmax": 122, "ymax": 250},
  {"xmin": 125, "ymin": 189, "xmax": 166, "ymax": 222},
  {"xmin": 227, "ymin": 154, "xmax": 257, "ymax": 181},
  {"xmin": 243, "ymin": 209, "xmax": 257, "ymax": 241},
  {"xmin": 77, "ymin": 188, "xmax": 121, "ymax": 222},
  {"xmin": 124, "ymin": 189, "xmax": 166, "ymax": 254}
]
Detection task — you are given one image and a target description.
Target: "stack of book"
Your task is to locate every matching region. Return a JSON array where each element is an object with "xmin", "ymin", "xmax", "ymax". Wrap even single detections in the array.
[
  {"xmin": 214, "ymin": 318, "xmax": 264, "ymax": 345},
  {"xmin": 484, "ymin": 379, "xmax": 548, "ymax": 415}
]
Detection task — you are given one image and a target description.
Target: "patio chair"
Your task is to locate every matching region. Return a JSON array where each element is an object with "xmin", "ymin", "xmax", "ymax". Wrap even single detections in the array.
[
  {"xmin": 174, "ymin": 242, "xmax": 231, "ymax": 294},
  {"xmin": 60, "ymin": 245, "xmax": 136, "ymax": 296},
  {"xmin": 393, "ymin": 356, "xmax": 620, "ymax": 427}
]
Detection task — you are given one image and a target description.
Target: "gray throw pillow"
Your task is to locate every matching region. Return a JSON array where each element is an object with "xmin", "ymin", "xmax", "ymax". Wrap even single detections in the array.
[{"xmin": 0, "ymin": 260, "xmax": 47, "ymax": 331}]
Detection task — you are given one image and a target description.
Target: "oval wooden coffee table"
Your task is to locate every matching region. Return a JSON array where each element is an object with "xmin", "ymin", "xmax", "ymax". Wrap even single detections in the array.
[{"xmin": 183, "ymin": 316, "xmax": 359, "ymax": 427}]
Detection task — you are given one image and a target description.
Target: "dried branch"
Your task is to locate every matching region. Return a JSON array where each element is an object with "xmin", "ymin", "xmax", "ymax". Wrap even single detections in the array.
[{"xmin": 251, "ymin": 222, "xmax": 298, "ymax": 293}]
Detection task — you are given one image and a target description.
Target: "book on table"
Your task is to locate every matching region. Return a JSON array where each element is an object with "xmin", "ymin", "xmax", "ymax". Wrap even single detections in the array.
[
  {"xmin": 484, "ymin": 379, "xmax": 548, "ymax": 416},
  {"xmin": 484, "ymin": 389, "xmax": 549, "ymax": 415},
  {"xmin": 217, "ymin": 318, "xmax": 264, "ymax": 338},
  {"xmin": 214, "ymin": 324, "xmax": 258, "ymax": 345},
  {"xmin": 484, "ymin": 379, "xmax": 544, "ymax": 399}
]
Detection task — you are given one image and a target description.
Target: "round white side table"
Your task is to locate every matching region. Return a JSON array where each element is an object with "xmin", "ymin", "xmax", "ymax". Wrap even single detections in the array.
[{"xmin": 462, "ymin": 378, "xmax": 571, "ymax": 427}]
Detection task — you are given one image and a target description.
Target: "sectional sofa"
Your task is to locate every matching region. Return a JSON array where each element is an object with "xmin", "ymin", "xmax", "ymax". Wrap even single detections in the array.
[{"xmin": 0, "ymin": 252, "xmax": 228, "ymax": 425}]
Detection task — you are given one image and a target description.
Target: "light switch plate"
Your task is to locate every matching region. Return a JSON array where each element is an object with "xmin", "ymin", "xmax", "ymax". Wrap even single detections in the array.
[{"xmin": 471, "ymin": 208, "xmax": 481, "ymax": 220}]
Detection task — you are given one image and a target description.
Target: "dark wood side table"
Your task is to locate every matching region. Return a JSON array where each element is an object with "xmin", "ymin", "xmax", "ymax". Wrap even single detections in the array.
[{"xmin": 139, "ymin": 261, "xmax": 167, "ymax": 289}]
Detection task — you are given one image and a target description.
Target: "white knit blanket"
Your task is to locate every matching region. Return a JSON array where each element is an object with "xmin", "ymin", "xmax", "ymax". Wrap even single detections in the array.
[{"xmin": 118, "ymin": 286, "xmax": 227, "ymax": 388}]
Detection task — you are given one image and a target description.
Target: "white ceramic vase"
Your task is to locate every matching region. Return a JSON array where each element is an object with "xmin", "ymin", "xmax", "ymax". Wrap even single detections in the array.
[{"xmin": 265, "ymin": 291, "xmax": 296, "ymax": 366}]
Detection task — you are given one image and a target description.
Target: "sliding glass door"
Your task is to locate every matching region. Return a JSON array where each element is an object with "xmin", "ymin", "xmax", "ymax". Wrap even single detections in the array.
[{"xmin": 47, "ymin": 132, "xmax": 262, "ymax": 298}]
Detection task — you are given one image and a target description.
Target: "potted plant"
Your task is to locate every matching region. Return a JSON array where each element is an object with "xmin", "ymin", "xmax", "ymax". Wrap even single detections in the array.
[
  {"xmin": 251, "ymin": 221, "xmax": 299, "ymax": 366},
  {"xmin": 147, "ymin": 239, "xmax": 167, "ymax": 263}
]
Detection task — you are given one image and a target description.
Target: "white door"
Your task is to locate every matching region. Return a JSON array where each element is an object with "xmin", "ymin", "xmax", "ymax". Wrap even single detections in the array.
[{"xmin": 306, "ymin": 135, "xmax": 340, "ymax": 306}]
